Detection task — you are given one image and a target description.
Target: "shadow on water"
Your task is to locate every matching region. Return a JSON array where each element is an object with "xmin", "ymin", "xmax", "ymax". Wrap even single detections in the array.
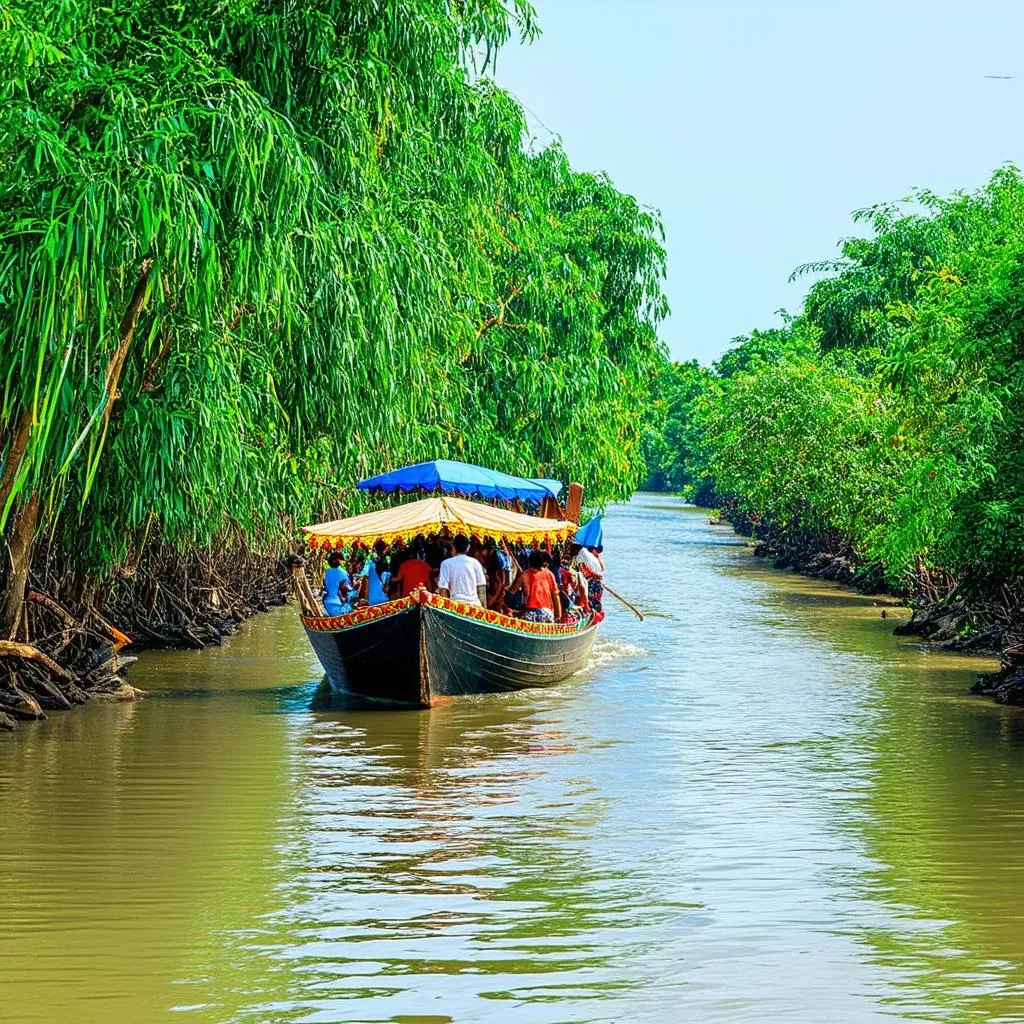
[
  {"xmin": 143, "ymin": 678, "xmax": 326, "ymax": 711},
  {"xmin": 144, "ymin": 676, "xmax": 435, "ymax": 717},
  {"xmin": 303, "ymin": 677, "xmax": 425, "ymax": 714}
]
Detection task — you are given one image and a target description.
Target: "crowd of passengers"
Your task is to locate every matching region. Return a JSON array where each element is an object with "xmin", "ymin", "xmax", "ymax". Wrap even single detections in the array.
[{"xmin": 321, "ymin": 534, "xmax": 605, "ymax": 624}]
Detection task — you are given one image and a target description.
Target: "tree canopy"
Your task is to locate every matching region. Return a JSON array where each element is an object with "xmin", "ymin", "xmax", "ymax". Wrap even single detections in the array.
[
  {"xmin": 647, "ymin": 166, "xmax": 1024, "ymax": 594},
  {"xmin": 0, "ymin": 0, "xmax": 668, "ymax": 603}
]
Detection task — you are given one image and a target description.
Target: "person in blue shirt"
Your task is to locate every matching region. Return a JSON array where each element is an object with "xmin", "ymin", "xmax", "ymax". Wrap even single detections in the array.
[
  {"xmin": 355, "ymin": 553, "xmax": 390, "ymax": 606},
  {"xmin": 323, "ymin": 551, "xmax": 354, "ymax": 616}
]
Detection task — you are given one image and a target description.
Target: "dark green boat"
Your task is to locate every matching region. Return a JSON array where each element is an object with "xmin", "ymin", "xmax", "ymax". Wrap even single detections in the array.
[
  {"xmin": 296, "ymin": 468, "xmax": 597, "ymax": 707},
  {"xmin": 302, "ymin": 592, "xmax": 598, "ymax": 707}
]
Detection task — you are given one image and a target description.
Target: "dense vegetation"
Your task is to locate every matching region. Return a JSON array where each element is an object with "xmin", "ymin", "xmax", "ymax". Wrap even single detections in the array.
[
  {"xmin": 641, "ymin": 359, "xmax": 711, "ymax": 495},
  {"xmin": 649, "ymin": 168, "xmax": 1024, "ymax": 638},
  {"xmin": 0, "ymin": 0, "xmax": 667, "ymax": 693}
]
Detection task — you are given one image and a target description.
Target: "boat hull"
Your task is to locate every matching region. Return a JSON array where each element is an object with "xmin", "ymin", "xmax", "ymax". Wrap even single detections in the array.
[{"xmin": 302, "ymin": 595, "xmax": 597, "ymax": 706}]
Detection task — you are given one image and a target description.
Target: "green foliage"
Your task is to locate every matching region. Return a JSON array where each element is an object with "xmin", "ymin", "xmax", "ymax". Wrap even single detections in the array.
[
  {"xmin": 0, "ymin": 0, "xmax": 667, "ymax": 574},
  {"xmin": 696, "ymin": 346, "xmax": 909, "ymax": 554},
  {"xmin": 651, "ymin": 166, "xmax": 1024, "ymax": 590},
  {"xmin": 641, "ymin": 360, "xmax": 712, "ymax": 494}
]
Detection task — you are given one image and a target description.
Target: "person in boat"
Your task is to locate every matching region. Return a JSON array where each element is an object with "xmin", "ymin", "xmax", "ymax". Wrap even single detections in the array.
[
  {"xmin": 423, "ymin": 538, "xmax": 446, "ymax": 591},
  {"xmin": 323, "ymin": 551, "xmax": 355, "ymax": 616},
  {"xmin": 564, "ymin": 544, "xmax": 591, "ymax": 614},
  {"xmin": 507, "ymin": 549, "xmax": 561, "ymax": 623},
  {"xmin": 374, "ymin": 540, "xmax": 393, "ymax": 590},
  {"xmin": 575, "ymin": 543, "xmax": 605, "ymax": 613},
  {"xmin": 514, "ymin": 545, "xmax": 530, "ymax": 571},
  {"xmin": 437, "ymin": 534, "xmax": 487, "ymax": 607},
  {"xmin": 550, "ymin": 546, "xmax": 587, "ymax": 621},
  {"xmin": 486, "ymin": 551, "xmax": 507, "ymax": 611},
  {"xmin": 344, "ymin": 555, "xmax": 367, "ymax": 608},
  {"xmin": 355, "ymin": 547, "xmax": 390, "ymax": 606},
  {"xmin": 495, "ymin": 541, "xmax": 514, "ymax": 586},
  {"xmin": 390, "ymin": 546, "xmax": 432, "ymax": 598},
  {"xmin": 475, "ymin": 541, "xmax": 507, "ymax": 612},
  {"xmin": 501, "ymin": 541, "xmax": 525, "ymax": 613}
]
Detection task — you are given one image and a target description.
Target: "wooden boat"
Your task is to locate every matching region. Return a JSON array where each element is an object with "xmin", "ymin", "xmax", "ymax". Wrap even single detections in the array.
[
  {"xmin": 302, "ymin": 591, "xmax": 597, "ymax": 706},
  {"xmin": 295, "ymin": 470, "xmax": 599, "ymax": 707}
]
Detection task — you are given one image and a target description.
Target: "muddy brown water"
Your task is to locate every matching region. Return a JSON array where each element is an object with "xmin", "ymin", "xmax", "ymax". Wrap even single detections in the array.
[{"xmin": 3, "ymin": 494, "xmax": 1024, "ymax": 1023}]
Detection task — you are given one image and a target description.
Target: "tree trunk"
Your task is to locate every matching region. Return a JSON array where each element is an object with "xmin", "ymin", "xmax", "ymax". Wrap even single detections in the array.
[
  {"xmin": 0, "ymin": 492, "xmax": 40, "ymax": 641},
  {"xmin": 0, "ymin": 406, "xmax": 33, "ymax": 526}
]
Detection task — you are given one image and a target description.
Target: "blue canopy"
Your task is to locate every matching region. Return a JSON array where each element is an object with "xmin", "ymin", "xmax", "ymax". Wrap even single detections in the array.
[
  {"xmin": 532, "ymin": 478, "xmax": 564, "ymax": 499},
  {"xmin": 358, "ymin": 460, "xmax": 562, "ymax": 504},
  {"xmin": 574, "ymin": 515, "xmax": 603, "ymax": 549}
]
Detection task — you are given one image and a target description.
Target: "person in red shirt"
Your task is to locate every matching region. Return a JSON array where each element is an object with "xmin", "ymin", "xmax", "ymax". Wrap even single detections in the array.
[
  {"xmin": 507, "ymin": 550, "xmax": 562, "ymax": 623},
  {"xmin": 390, "ymin": 547, "xmax": 433, "ymax": 598}
]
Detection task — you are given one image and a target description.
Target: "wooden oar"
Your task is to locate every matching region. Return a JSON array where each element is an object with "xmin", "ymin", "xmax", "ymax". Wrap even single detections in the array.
[{"xmin": 601, "ymin": 581, "xmax": 645, "ymax": 621}]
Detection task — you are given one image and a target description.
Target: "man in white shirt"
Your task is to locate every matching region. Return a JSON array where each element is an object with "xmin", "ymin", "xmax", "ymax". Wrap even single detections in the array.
[{"xmin": 437, "ymin": 535, "xmax": 487, "ymax": 606}]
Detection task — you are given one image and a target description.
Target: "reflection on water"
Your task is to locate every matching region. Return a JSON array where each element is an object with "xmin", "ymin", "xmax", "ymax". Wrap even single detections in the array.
[{"xmin": 3, "ymin": 494, "xmax": 1024, "ymax": 1022}]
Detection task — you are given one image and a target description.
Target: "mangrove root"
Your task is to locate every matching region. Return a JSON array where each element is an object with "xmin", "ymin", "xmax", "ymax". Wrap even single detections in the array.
[{"xmin": 0, "ymin": 640, "xmax": 73, "ymax": 681}]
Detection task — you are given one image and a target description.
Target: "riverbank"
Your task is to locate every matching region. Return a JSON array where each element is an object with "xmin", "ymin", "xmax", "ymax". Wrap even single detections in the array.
[
  {"xmin": 0, "ymin": 542, "xmax": 291, "ymax": 732},
  {"xmin": 705, "ymin": 499, "xmax": 1024, "ymax": 705}
]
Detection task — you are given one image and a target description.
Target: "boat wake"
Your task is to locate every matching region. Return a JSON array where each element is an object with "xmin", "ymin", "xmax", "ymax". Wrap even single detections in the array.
[{"xmin": 586, "ymin": 636, "xmax": 647, "ymax": 670}]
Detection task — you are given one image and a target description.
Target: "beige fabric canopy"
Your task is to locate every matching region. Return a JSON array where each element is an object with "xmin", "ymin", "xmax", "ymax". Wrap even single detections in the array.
[{"xmin": 302, "ymin": 495, "xmax": 577, "ymax": 550}]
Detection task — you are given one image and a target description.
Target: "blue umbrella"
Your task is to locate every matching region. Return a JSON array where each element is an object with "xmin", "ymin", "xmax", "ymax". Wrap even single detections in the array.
[
  {"xmin": 574, "ymin": 515, "xmax": 603, "ymax": 549},
  {"xmin": 358, "ymin": 459, "xmax": 561, "ymax": 504}
]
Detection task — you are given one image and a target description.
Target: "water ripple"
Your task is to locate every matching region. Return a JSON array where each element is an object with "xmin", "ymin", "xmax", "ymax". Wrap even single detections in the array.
[{"xmin": 2, "ymin": 495, "xmax": 1021, "ymax": 1023}]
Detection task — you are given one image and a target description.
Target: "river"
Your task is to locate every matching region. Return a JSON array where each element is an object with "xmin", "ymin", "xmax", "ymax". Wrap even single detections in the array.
[{"xmin": 3, "ymin": 494, "xmax": 1024, "ymax": 1023}]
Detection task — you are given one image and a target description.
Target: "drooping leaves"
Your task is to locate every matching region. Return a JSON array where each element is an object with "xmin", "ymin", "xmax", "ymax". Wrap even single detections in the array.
[{"xmin": 0, "ymin": 0, "xmax": 667, "ymax": 574}]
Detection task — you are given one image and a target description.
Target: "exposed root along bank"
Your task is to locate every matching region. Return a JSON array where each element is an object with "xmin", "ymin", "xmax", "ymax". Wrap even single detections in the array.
[
  {"xmin": 707, "ymin": 499, "xmax": 1024, "ymax": 704},
  {"xmin": 0, "ymin": 591, "xmax": 141, "ymax": 732},
  {"xmin": 973, "ymin": 646, "xmax": 1024, "ymax": 705},
  {"xmin": 0, "ymin": 537, "xmax": 292, "ymax": 731}
]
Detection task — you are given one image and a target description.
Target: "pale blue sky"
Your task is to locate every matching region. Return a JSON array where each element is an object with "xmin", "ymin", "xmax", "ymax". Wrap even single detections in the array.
[{"xmin": 495, "ymin": 0, "xmax": 1024, "ymax": 364}]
